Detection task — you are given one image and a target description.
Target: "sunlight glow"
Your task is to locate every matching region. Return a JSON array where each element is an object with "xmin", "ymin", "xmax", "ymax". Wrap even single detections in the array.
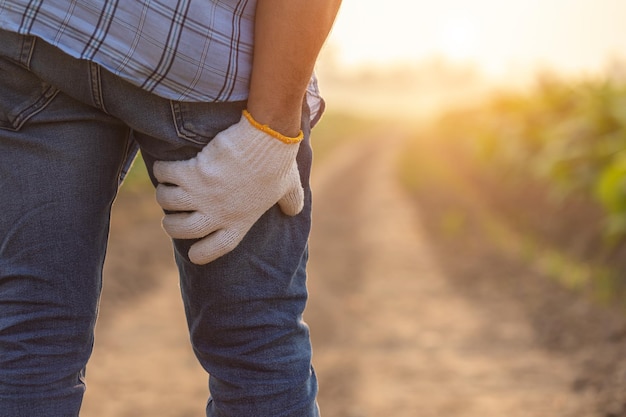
[
  {"xmin": 436, "ymin": 16, "xmax": 480, "ymax": 62},
  {"xmin": 326, "ymin": 0, "xmax": 626, "ymax": 78}
]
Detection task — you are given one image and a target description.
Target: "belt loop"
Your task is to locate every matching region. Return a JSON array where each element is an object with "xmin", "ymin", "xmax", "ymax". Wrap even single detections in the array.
[
  {"xmin": 89, "ymin": 62, "xmax": 108, "ymax": 113},
  {"xmin": 18, "ymin": 34, "xmax": 36, "ymax": 69}
]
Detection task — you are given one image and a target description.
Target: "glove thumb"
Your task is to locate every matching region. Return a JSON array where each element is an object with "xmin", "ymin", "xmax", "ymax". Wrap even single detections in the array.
[{"xmin": 278, "ymin": 164, "xmax": 304, "ymax": 216}]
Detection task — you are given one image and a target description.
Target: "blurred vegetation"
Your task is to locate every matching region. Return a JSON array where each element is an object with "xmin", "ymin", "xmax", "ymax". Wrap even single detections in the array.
[
  {"xmin": 311, "ymin": 110, "xmax": 385, "ymax": 163},
  {"xmin": 120, "ymin": 153, "xmax": 152, "ymax": 193},
  {"xmin": 401, "ymin": 72, "xmax": 626, "ymax": 308}
]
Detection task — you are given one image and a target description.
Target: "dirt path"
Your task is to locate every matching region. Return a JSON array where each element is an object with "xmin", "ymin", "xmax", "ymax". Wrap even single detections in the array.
[
  {"xmin": 81, "ymin": 132, "xmax": 601, "ymax": 416},
  {"xmin": 307, "ymin": 133, "xmax": 596, "ymax": 417}
]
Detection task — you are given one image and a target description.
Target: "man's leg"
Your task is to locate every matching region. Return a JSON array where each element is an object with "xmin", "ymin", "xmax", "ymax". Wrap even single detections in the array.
[
  {"xmin": 174, "ymin": 190, "xmax": 319, "ymax": 417},
  {"xmin": 0, "ymin": 31, "xmax": 131, "ymax": 416},
  {"xmin": 135, "ymin": 101, "xmax": 319, "ymax": 417}
]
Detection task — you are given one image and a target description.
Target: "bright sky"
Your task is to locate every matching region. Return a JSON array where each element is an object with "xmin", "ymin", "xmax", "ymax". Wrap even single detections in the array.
[{"xmin": 327, "ymin": 0, "xmax": 626, "ymax": 78}]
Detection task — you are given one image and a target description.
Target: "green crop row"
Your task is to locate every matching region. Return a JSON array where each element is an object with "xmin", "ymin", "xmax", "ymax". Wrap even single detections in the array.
[
  {"xmin": 439, "ymin": 74, "xmax": 626, "ymax": 242},
  {"xmin": 399, "ymin": 72, "xmax": 626, "ymax": 306}
]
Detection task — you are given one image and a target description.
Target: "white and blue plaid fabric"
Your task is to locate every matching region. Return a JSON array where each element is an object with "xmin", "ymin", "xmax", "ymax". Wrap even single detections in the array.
[{"xmin": 0, "ymin": 0, "xmax": 323, "ymax": 119}]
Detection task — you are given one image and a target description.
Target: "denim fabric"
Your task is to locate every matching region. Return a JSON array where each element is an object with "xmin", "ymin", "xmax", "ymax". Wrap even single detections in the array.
[{"xmin": 0, "ymin": 29, "xmax": 318, "ymax": 417}]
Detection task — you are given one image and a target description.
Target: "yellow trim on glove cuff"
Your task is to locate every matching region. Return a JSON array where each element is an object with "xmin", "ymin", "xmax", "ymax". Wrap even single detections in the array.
[{"xmin": 243, "ymin": 110, "xmax": 304, "ymax": 145}]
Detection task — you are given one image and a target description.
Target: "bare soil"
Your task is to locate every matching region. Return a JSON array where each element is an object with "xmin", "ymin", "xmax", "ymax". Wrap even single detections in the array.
[{"xmin": 80, "ymin": 130, "xmax": 626, "ymax": 416}]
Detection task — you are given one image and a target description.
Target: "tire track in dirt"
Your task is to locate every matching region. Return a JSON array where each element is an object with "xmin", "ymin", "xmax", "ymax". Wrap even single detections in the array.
[{"xmin": 306, "ymin": 131, "xmax": 596, "ymax": 417}]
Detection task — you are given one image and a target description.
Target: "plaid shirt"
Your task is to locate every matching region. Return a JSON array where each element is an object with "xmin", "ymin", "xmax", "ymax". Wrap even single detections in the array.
[{"xmin": 0, "ymin": 0, "xmax": 323, "ymax": 120}]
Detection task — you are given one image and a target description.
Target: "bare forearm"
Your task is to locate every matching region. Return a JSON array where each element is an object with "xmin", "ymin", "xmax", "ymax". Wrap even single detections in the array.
[{"xmin": 247, "ymin": 0, "xmax": 341, "ymax": 136}]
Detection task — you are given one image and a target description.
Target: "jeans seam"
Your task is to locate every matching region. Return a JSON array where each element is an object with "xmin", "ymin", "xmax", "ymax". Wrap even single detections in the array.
[
  {"xmin": 117, "ymin": 130, "xmax": 140, "ymax": 186},
  {"xmin": 88, "ymin": 62, "xmax": 108, "ymax": 114},
  {"xmin": 10, "ymin": 86, "xmax": 59, "ymax": 131}
]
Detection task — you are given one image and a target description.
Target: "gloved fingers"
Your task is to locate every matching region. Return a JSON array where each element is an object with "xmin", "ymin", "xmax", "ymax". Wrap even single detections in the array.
[
  {"xmin": 153, "ymin": 159, "xmax": 189, "ymax": 186},
  {"xmin": 156, "ymin": 184, "xmax": 195, "ymax": 211},
  {"xmin": 162, "ymin": 211, "xmax": 214, "ymax": 240},
  {"xmin": 188, "ymin": 229, "xmax": 242, "ymax": 265}
]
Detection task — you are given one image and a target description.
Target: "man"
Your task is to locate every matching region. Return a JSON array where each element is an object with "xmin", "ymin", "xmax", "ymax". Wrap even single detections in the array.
[{"xmin": 0, "ymin": 1, "xmax": 341, "ymax": 416}]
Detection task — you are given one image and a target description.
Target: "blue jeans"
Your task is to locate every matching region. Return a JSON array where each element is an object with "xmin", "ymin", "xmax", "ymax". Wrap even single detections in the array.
[{"xmin": 0, "ymin": 29, "xmax": 318, "ymax": 417}]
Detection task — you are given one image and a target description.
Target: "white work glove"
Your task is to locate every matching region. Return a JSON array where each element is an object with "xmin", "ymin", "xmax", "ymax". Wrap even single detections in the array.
[{"xmin": 153, "ymin": 110, "xmax": 304, "ymax": 265}]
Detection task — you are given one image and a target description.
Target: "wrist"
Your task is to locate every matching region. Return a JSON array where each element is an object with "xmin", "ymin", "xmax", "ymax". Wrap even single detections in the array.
[
  {"xmin": 245, "ymin": 92, "xmax": 303, "ymax": 138},
  {"xmin": 242, "ymin": 110, "xmax": 303, "ymax": 145}
]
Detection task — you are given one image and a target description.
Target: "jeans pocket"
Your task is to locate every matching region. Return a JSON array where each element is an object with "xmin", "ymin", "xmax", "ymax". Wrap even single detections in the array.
[
  {"xmin": 170, "ymin": 100, "xmax": 246, "ymax": 145},
  {"xmin": 0, "ymin": 55, "xmax": 58, "ymax": 131}
]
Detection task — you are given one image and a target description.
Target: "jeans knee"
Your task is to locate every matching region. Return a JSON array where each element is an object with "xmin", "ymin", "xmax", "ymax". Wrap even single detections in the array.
[
  {"xmin": 0, "ymin": 268, "xmax": 97, "ymax": 397},
  {"xmin": 0, "ymin": 305, "xmax": 95, "ymax": 390}
]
